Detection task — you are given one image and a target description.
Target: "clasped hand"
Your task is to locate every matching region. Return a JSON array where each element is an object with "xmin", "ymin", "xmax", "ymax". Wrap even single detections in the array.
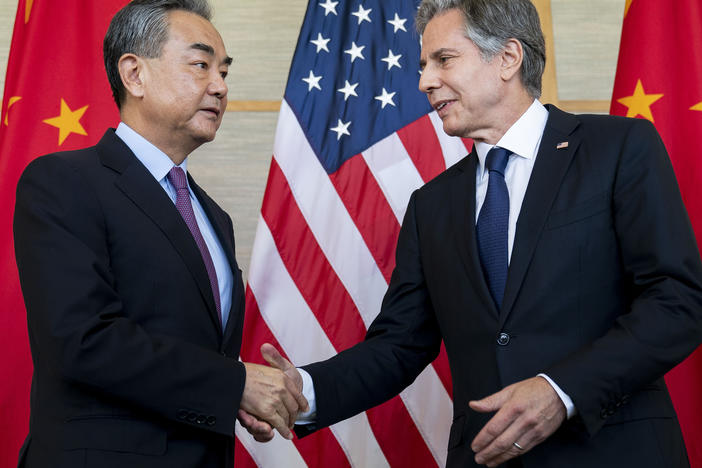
[{"xmin": 239, "ymin": 343, "xmax": 307, "ymax": 441}]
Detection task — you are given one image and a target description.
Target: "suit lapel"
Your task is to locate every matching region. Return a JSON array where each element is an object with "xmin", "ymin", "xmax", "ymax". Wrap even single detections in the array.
[
  {"xmin": 450, "ymin": 150, "xmax": 499, "ymax": 318},
  {"xmin": 188, "ymin": 176, "xmax": 243, "ymax": 343},
  {"xmin": 189, "ymin": 176, "xmax": 237, "ymax": 277},
  {"xmin": 97, "ymin": 130, "xmax": 223, "ymax": 335},
  {"xmin": 499, "ymin": 106, "xmax": 581, "ymax": 327}
]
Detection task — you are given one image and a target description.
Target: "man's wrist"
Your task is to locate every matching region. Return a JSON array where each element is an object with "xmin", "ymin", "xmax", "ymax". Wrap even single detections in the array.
[
  {"xmin": 538, "ymin": 373, "xmax": 577, "ymax": 419},
  {"xmin": 296, "ymin": 367, "xmax": 317, "ymax": 423}
]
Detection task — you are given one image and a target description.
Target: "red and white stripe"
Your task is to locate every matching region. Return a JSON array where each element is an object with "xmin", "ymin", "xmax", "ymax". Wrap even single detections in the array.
[{"xmin": 238, "ymin": 100, "xmax": 471, "ymax": 467}]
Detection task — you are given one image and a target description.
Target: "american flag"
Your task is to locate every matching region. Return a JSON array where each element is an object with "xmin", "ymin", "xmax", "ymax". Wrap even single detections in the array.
[{"xmin": 236, "ymin": 1, "xmax": 471, "ymax": 466}]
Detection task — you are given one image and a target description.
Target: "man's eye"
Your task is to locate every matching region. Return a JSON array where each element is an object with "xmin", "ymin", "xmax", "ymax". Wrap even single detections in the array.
[
  {"xmin": 195, "ymin": 62, "xmax": 208, "ymax": 69},
  {"xmin": 220, "ymin": 71, "xmax": 228, "ymax": 79}
]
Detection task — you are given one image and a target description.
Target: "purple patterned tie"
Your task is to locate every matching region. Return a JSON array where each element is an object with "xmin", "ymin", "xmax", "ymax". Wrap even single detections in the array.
[{"xmin": 167, "ymin": 167, "xmax": 222, "ymax": 324}]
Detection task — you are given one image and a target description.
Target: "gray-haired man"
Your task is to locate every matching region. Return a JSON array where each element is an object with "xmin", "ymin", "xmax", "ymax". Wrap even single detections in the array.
[
  {"xmin": 241, "ymin": 1, "xmax": 702, "ymax": 467},
  {"xmin": 14, "ymin": 1, "xmax": 306, "ymax": 466}
]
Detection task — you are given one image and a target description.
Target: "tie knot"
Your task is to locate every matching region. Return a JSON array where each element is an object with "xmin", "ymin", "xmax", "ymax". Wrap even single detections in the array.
[
  {"xmin": 485, "ymin": 147, "xmax": 510, "ymax": 176},
  {"xmin": 167, "ymin": 166, "xmax": 188, "ymax": 190}
]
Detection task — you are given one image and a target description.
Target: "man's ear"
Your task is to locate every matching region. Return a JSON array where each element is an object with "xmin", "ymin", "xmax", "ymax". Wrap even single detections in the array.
[
  {"xmin": 499, "ymin": 38, "xmax": 524, "ymax": 82},
  {"xmin": 118, "ymin": 53, "xmax": 146, "ymax": 99}
]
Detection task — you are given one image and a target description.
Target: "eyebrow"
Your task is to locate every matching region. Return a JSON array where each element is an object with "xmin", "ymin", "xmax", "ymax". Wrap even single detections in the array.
[
  {"xmin": 420, "ymin": 47, "xmax": 460, "ymax": 69},
  {"xmin": 190, "ymin": 42, "xmax": 233, "ymax": 66}
]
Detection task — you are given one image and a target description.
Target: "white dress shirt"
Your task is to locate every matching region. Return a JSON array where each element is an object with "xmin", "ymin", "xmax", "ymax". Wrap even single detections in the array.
[
  {"xmin": 298, "ymin": 100, "xmax": 575, "ymax": 422},
  {"xmin": 474, "ymin": 100, "xmax": 575, "ymax": 418},
  {"xmin": 115, "ymin": 122, "xmax": 234, "ymax": 328}
]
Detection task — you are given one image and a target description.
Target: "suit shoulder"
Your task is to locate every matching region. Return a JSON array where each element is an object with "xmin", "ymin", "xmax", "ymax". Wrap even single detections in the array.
[
  {"xmin": 574, "ymin": 113, "xmax": 658, "ymax": 137},
  {"xmin": 22, "ymin": 144, "xmax": 101, "ymax": 178},
  {"xmin": 415, "ymin": 155, "xmax": 471, "ymax": 197},
  {"xmin": 17, "ymin": 144, "xmax": 108, "ymax": 208}
]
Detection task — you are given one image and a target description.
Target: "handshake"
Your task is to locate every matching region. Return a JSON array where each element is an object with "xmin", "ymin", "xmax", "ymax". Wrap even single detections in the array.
[{"xmin": 239, "ymin": 343, "xmax": 307, "ymax": 442}]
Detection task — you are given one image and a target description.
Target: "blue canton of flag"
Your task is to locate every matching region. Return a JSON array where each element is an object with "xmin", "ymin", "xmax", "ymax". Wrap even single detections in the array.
[{"xmin": 286, "ymin": 0, "xmax": 430, "ymax": 174}]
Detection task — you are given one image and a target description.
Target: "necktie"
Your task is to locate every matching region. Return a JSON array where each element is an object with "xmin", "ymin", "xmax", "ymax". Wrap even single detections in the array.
[
  {"xmin": 476, "ymin": 146, "xmax": 510, "ymax": 310},
  {"xmin": 167, "ymin": 167, "xmax": 222, "ymax": 324}
]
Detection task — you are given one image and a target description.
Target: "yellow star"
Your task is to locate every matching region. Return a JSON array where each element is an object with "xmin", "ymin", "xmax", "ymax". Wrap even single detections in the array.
[
  {"xmin": 3, "ymin": 96, "xmax": 22, "ymax": 126},
  {"xmin": 691, "ymin": 102, "xmax": 702, "ymax": 112},
  {"xmin": 616, "ymin": 79, "xmax": 663, "ymax": 122},
  {"xmin": 43, "ymin": 99, "xmax": 89, "ymax": 146}
]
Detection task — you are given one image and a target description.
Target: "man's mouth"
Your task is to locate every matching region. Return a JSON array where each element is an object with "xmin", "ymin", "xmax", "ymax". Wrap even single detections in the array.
[
  {"xmin": 200, "ymin": 107, "xmax": 221, "ymax": 118},
  {"xmin": 433, "ymin": 99, "xmax": 453, "ymax": 116}
]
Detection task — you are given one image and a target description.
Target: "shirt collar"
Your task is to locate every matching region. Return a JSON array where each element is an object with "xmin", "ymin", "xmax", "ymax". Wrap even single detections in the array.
[
  {"xmin": 115, "ymin": 122, "xmax": 188, "ymax": 183},
  {"xmin": 475, "ymin": 99, "xmax": 548, "ymax": 177}
]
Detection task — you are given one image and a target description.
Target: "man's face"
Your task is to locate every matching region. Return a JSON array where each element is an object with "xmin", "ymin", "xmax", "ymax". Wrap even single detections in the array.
[
  {"xmin": 419, "ymin": 9, "xmax": 505, "ymax": 141},
  {"xmin": 140, "ymin": 10, "xmax": 230, "ymax": 154}
]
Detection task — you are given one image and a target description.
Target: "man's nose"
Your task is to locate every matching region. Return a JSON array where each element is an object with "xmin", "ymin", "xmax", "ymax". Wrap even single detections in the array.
[
  {"xmin": 418, "ymin": 66, "xmax": 438, "ymax": 94},
  {"xmin": 210, "ymin": 73, "xmax": 228, "ymax": 98}
]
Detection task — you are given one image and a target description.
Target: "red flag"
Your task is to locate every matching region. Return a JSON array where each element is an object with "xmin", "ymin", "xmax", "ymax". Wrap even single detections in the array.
[
  {"xmin": 0, "ymin": 1, "xmax": 127, "ymax": 466},
  {"xmin": 611, "ymin": 1, "xmax": 702, "ymax": 466}
]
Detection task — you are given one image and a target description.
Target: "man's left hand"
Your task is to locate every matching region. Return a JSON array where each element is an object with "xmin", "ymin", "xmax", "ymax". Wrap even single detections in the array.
[{"xmin": 469, "ymin": 376, "xmax": 566, "ymax": 467}]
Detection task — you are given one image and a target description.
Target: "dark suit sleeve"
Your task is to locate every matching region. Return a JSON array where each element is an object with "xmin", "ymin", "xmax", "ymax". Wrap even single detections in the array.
[
  {"xmin": 14, "ymin": 156, "xmax": 245, "ymax": 436},
  {"xmin": 298, "ymin": 191, "xmax": 442, "ymax": 433},
  {"xmin": 546, "ymin": 119, "xmax": 702, "ymax": 435}
]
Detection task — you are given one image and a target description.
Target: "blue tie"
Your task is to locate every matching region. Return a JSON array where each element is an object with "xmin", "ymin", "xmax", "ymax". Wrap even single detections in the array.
[{"xmin": 477, "ymin": 147, "xmax": 510, "ymax": 310}]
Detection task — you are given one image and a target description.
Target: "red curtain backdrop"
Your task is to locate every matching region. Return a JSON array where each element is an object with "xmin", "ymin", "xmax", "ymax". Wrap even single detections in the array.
[
  {"xmin": 0, "ymin": 1, "xmax": 127, "ymax": 466},
  {"xmin": 611, "ymin": 1, "xmax": 702, "ymax": 467}
]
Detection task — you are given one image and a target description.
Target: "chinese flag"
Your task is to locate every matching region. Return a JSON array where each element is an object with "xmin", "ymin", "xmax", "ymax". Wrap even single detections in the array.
[
  {"xmin": 0, "ymin": 1, "xmax": 128, "ymax": 466},
  {"xmin": 611, "ymin": 1, "xmax": 702, "ymax": 467}
]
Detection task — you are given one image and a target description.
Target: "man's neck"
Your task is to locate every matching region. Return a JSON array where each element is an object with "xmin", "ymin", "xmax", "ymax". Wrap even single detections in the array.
[
  {"xmin": 119, "ymin": 110, "xmax": 193, "ymax": 165},
  {"xmin": 474, "ymin": 91, "xmax": 536, "ymax": 146}
]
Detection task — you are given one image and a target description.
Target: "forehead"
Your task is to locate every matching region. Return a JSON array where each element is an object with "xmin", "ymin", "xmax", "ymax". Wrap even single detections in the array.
[
  {"xmin": 164, "ymin": 10, "xmax": 227, "ymax": 57},
  {"xmin": 420, "ymin": 9, "xmax": 470, "ymax": 56}
]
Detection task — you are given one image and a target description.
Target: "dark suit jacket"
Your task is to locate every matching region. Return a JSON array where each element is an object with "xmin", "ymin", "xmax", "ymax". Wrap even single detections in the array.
[
  {"xmin": 300, "ymin": 106, "xmax": 702, "ymax": 467},
  {"xmin": 14, "ymin": 129, "xmax": 246, "ymax": 468}
]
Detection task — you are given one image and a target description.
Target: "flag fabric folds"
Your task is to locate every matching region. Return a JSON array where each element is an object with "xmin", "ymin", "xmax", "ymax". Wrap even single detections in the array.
[
  {"xmin": 0, "ymin": 1, "xmax": 126, "ymax": 466},
  {"xmin": 237, "ymin": 1, "xmax": 471, "ymax": 466},
  {"xmin": 611, "ymin": 1, "xmax": 702, "ymax": 467}
]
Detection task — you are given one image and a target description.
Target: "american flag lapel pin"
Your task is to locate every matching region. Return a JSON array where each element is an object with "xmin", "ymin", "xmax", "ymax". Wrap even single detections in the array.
[{"xmin": 556, "ymin": 141, "xmax": 569, "ymax": 149}]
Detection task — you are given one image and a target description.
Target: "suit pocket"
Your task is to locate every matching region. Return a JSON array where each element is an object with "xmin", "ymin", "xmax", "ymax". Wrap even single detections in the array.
[
  {"xmin": 546, "ymin": 192, "xmax": 609, "ymax": 229},
  {"xmin": 63, "ymin": 416, "xmax": 167, "ymax": 455},
  {"xmin": 448, "ymin": 414, "xmax": 466, "ymax": 450}
]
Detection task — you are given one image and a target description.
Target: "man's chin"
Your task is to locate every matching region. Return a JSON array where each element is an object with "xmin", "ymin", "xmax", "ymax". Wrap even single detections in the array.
[
  {"xmin": 192, "ymin": 125, "xmax": 220, "ymax": 143},
  {"xmin": 441, "ymin": 123, "xmax": 462, "ymax": 138},
  {"xmin": 194, "ymin": 134, "xmax": 216, "ymax": 144},
  {"xmin": 441, "ymin": 120, "xmax": 472, "ymax": 139}
]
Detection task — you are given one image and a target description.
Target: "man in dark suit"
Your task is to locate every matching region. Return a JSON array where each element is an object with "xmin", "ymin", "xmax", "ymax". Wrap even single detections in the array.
[
  {"xmin": 239, "ymin": 0, "xmax": 702, "ymax": 467},
  {"xmin": 13, "ymin": 1, "xmax": 306, "ymax": 466}
]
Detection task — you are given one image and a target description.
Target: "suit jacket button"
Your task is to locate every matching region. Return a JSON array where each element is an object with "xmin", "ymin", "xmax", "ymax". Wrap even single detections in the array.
[
  {"xmin": 497, "ymin": 333, "xmax": 510, "ymax": 346},
  {"xmin": 207, "ymin": 416, "xmax": 217, "ymax": 426},
  {"xmin": 600, "ymin": 408, "xmax": 608, "ymax": 419},
  {"xmin": 187, "ymin": 412, "xmax": 197, "ymax": 422},
  {"xmin": 177, "ymin": 409, "xmax": 188, "ymax": 420},
  {"xmin": 196, "ymin": 414, "xmax": 207, "ymax": 424}
]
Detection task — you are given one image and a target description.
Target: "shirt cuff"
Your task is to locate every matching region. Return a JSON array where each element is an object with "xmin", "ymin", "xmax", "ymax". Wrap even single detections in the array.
[
  {"xmin": 296, "ymin": 368, "xmax": 317, "ymax": 423},
  {"xmin": 538, "ymin": 373, "xmax": 577, "ymax": 419}
]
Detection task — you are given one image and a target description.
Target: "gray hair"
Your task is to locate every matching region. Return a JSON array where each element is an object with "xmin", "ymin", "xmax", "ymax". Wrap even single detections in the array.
[
  {"xmin": 416, "ymin": 0, "xmax": 545, "ymax": 98},
  {"xmin": 103, "ymin": 0, "xmax": 212, "ymax": 109}
]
